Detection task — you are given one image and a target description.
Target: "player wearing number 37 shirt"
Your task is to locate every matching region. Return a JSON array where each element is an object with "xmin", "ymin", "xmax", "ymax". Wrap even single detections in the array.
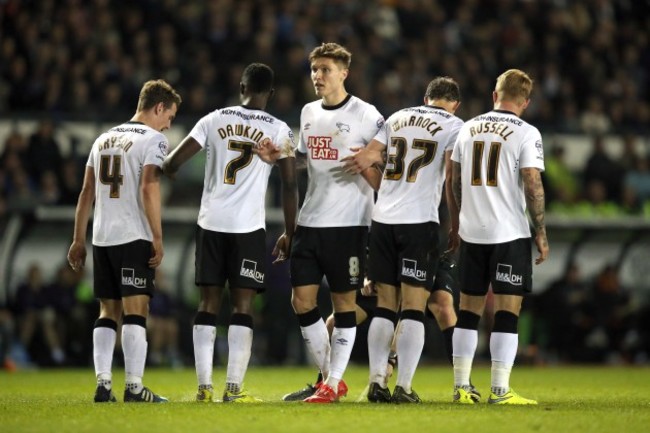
[{"xmin": 163, "ymin": 63, "xmax": 298, "ymax": 403}]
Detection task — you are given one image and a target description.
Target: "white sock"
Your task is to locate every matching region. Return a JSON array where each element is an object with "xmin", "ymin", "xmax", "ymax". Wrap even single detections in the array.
[
  {"xmin": 395, "ymin": 319, "xmax": 425, "ymax": 393},
  {"xmin": 122, "ymin": 324, "xmax": 147, "ymax": 393},
  {"xmin": 453, "ymin": 328, "xmax": 478, "ymax": 387},
  {"xmin": 367, "ymin": 317, "xmax": 394, "ymax": 386},
  {"xmin": 193, "ymin": 324, "xmax": 216, "ymax": 387},
  {"xmin": 93, "ymin": 327, "xmax": 116, "ymax": 387},
  {"xmin": 326, "ymin": 326, "xmax": 356, "ymax": 389},
  {"xmin": 490, "ymin": 332, "xmax": 518, "ymax": 394},
  {"xmin": 226, "ymin": 325, "xmax": 253, "ymax": 388},
  {"xmin": 300, "ymin": 320, "xmax": 331, "ymax": 378}
]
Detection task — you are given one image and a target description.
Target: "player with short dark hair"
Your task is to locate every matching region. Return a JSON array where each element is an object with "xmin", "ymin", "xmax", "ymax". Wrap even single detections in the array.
[
  {"xmin": 163, "ymin": 62, "xmax": 297, "ymax": 403},
  {"xmin": 342, "ymin": 76, "xmax": 463, "ymax": 403},
  {"xmin": 68, "ymin": 79, "xmax": 181, "ymax": 403},
  {"xmin": 449, "ymin": 69, "xmax": 548, "ymax": 405}
]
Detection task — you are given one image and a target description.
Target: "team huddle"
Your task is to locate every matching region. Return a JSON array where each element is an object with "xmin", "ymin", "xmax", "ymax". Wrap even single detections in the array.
[{"xmin": 67, "ymin": 42, "xmax": 548, "ymax": 405}]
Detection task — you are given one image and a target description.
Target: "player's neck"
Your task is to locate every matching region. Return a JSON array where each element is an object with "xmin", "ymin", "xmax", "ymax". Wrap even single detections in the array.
[
  {"xmin": 240, "ymin": 95, "xmax": 266, "ymax": 111},
  {"xmin": 321, "ymin": 89, "xmax": 349, "ymax": 107},
  {"xmin": 493, "ymin": 101, "xmax": 522, "ymax": 117},
  {"xmin": 130, "ymin": 112, "xmax": 155, "ymax": 129}
]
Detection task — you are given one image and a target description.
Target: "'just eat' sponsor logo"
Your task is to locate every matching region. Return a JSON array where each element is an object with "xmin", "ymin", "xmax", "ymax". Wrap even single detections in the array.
[{"xmin": 307, "ymin": 136, "xmax": 338, "ymax": 160}]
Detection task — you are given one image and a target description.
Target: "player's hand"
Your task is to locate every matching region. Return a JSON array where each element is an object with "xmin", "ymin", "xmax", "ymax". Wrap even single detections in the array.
[
  {"xmin": 149, "ymin": 238, "xmax": 164, "ymax": 268},
  {"xmin": 272, "ymin": 232, "xmax": 292, "ymax": 264},
  {"xmin": 67, "ymin": 241, "xmax": 87, "ymax": 272},
  {"xmin": 253, "ymin": 138, "xmax": 281, "ymax": 164},
  {"xmin": 360, "ymin": 278, "xmax": 377, "ymax": 296},
  {"xmin": 341, "ymin": 147, "xmax": 381, "ymax": 174},
  {"xmin": 534, "ymin": 231, "xmax": 549, "ymax": 265}
]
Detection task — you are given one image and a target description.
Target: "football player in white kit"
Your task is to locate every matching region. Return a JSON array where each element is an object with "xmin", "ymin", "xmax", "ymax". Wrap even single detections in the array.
[
  {"xmin": 342, "ymin": 77, "xmax": 464, "ymax": 403},
  {"xmin": 162, "ymin": 63, "xmax": 297, "ymax": 403},
  {"xmin": 450, "ymin": 69, "xmax": 549, "ymax": 405},
  {"xmin": 68, "ymin": 79, "xmax": 181, "ymax": 403},
  {"xmin": 289, "ymin": 43, "xmax": 384, "ymax": 403}
]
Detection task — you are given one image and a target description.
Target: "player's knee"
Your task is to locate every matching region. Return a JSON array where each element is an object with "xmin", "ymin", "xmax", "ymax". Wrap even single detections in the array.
[
  {"xmin": 456, "ymin": 310, "xmax": 481, "ymax": 330},
  {"xmin": 296, "ymin": 306, "xmax": 322, "ymax": 328},
  {"xmin": 493, "ymin": 310, "xmax": 518, "ymax": 334},
  {"xmin": 432, "ymin": 304, "xmax": 457, "ymax": 329},
  {"xmin": 291, "ymin": 294, "xmax": 316, "ymax": 314}
]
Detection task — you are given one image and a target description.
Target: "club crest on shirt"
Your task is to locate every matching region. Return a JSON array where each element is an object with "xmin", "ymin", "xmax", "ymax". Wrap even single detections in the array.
[
  {"xmin": 307, "ymin": 136, "xmax": 338, "ymax": 160},
  {"xmin": 336, "ymin": 122, "xmax": 350, "ymax": 133}
]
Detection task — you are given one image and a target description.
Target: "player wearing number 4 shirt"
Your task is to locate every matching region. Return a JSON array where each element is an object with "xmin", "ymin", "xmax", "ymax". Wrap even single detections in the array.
[
  {"xmin": 449, "ymin": 69, "xmax": 548, "ymax": 405},
  {"xmin": 257, "ymin": 43, "xmax": 384, "ymax": 404},
  {"xmin": 342, "ymin": 77, "xmax": 464, "ymax": 403},
  {"xmin": 163, "ymin": 63, "xmax": 297, "ymax": 404},
  {"xmin": 68, "ymin": 79, "xmax": 182, "ymax": 403}
]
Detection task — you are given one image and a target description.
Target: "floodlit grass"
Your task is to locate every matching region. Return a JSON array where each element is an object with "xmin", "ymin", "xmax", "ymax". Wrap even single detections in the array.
[{"xmin": 2, "ymin": 365, "xmax": 650, "ymax": 433}]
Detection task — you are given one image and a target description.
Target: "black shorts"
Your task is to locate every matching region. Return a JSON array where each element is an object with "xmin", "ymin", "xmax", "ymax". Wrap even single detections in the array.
[
  {"xmin": 290, "ymin": 225, "xmax": 368, "ymax": 293},
  {"xmin": 368, "ymin": 221, "xmax": 440, "ymax": 291},
  {"xmin": 458, "ymin": 238, "xmax": 533, "ymax": 296},
  {"xmin": 195, "ymin": 226, "xmax": 266, "ymax": 291},
  {"xmin": 93, "ymin": 239, "xmax": 156, "ymax": 300}
]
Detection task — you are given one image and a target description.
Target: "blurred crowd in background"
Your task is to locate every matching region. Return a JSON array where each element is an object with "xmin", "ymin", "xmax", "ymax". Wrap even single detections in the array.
[{"xmin": 1, "ymin": 0, "xmax": 650, "ymax": 370}]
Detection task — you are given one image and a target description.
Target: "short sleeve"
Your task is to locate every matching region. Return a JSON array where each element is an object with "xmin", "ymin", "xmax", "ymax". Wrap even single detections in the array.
[
  {"xmin": 361, "ymin": 106, "xmax": 385, "ymax": 145},
  {"xmin": 519, "ymin": 128, "xmax": 545, "ymax": 171},
  {"xmin": 188, "ymin": 114, "xmax": 212, "ymax": 148},
  {"xmin": 276, "ymin": 123, "xmax": 297, "ymax": 159},
  {"xmin": 143, "ymin": 134, "xmax": 168, "ymax": 167}
]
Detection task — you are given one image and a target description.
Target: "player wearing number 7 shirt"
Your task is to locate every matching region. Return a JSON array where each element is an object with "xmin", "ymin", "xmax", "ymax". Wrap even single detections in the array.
[
  {"xmin": 68, "ymin": 79, "xmax": 181, "ymax": 403},
  {"xmin": 449, "ymin": 69, "xmax": 548, "ymax": 405},
  {"xmin": 162, "ymin": 63, "xmax": 298, "ymax": 403}
]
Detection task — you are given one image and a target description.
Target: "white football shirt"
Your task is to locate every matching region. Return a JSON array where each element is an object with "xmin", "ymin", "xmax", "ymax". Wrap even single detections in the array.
[
  {"xmin": 88, "ymin": 121, "xmax": 168, "ymax": 246},
  {"xmin": 189, "ymin": 105, "xmax": 295, "ymax": 233},
  {"xmin": 451, "ymin": 110, "xmax": 545, "ymax": 244},
  {"xmin": 372, "ymin": 105, "xmax": 463, "ymax": 224},
  {"xmin": 297, "ymin": 95, "xmax": 384, "ymax": 227}
]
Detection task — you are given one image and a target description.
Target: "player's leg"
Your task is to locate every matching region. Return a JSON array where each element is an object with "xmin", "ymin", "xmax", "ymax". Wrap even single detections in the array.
[
  {"xmin": 365, "ymin": 221, "xmax": 400, "ymax": 402},
  {"xmin": 193, "ymin": 285, "xmax": 222, "ymax": 402},
  {"xmin": 487, "ymin": 238, "xmax": 537, "ymax": 405},
  {"xmin": 322, "ymin": 289, "xmax": 357, "ymax": 394},
  {"xmin": 427, "ymin": 290, "xmax": 456, "ymax": 364},
  {"xmin": 122, "ymin": 293, "xmax": 168, "ymax": 402},
  {"xmin": 222, "ymin": 287, "xmax": 261, "ymax": 403},
  {"xmin": 91, "ymin": 245, "xmax": 121, "ymax": 403},
  {"xmin": 391, "ymin": 283, "xmax": 429, "ymax": 403},
  {"xmin": 192, "ymin": 226, "xmax": 228, "ymax": 402},
  {"xmin": 303, "ymin": 226, "xmax": 367, "ymax": 403},
  {"xmin": 93, "ymin": 299, "xmax": 121, "ymax": 402},
  {"xmin": 453, "ymin": 241, "xmax": 489, "ymax": 404}
]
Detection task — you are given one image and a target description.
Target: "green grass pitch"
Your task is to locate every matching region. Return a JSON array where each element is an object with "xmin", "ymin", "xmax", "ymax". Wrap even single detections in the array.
[{"xmin": 2, "ymin": 365, "xmax": 650, "ymax": 433}]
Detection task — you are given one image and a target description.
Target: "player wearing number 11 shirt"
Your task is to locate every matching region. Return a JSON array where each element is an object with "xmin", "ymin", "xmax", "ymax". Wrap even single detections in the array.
[
  {"xmin": 163, "ymin": 63, "xmax": 297, "ymax": 403},
  {"xmin": 449, "ymin": 69, "xmax": 548, "ymax": 405}
]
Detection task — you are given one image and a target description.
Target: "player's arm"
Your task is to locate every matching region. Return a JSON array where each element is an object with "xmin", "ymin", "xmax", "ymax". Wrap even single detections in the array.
[
  {"xmin": 274, "ymin": 155, "xmax": 298, "ymax": 264},
  {"xmin": 451, "ymin": 159, "xmax": 462, "ymax": 218},
  {"xmin": 360, "ymin": 164, "xmax": 384, "ymax": 191},
  {"xmin": 522, "ymin": 167, "xmax": 549, "ymax": 265},
  {"xmin": 295, "ymin": 151, "xmax": 308, "ymax": 170},
  {"xmin": 341, "ymin": 139, "xmax": 386, "ymax": 174},
  {"xmin": 67, "ymin": 166, "xmax": 95, "ymax": 272},
  {"xmin": 445, "ymin": 150, "xmax": 460, "ymax": 253},
  {"xmin": 162, "ymin": 136, "xmax": 202, "ymax": 179},
  {"xmin": 141, "ymin": 164, "xmax": 164, "ymax": 268}
]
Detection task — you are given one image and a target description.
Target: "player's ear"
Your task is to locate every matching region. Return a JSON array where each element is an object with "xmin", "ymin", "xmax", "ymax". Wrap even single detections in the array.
[
  {"xmin": 492, "ymin": 91, "xmax": 498, "ymax": 104},
  {"xmin": 240, "ymin": 82, "xmax": 246, "ymax": 95},
  {"xmin": 268, "ymin": 88, "xmax": 275, "ymax": 101}
]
